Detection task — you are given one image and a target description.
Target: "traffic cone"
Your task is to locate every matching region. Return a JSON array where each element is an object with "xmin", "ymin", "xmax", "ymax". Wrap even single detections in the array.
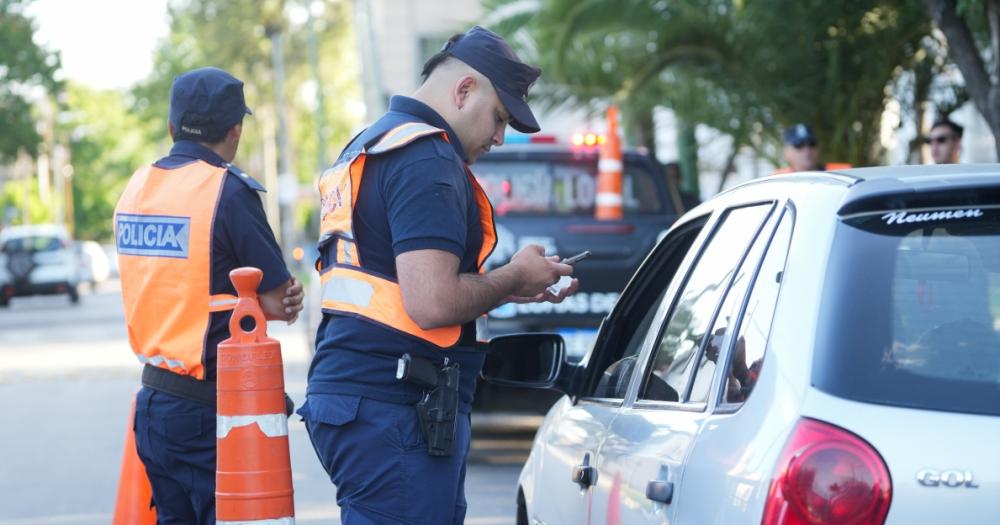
[
  {"xmin": 112, "ymin": 398, "xmax": 157, "ymax": 525},
  {"xmin": 595, "ymin": 105, "xmax": 624, "ymax": 221},
  {"xmin": 216, "ymin": 267, "xmax": 295, "ymax": 523}
]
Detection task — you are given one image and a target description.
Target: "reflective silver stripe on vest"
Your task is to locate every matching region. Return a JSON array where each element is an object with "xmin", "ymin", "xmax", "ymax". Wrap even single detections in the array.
[
  {"xmin": 368, "ymin": 122, "xmax": 444, "ymax": 155},
  {"xmin": 217, "ymin": 518, "xmax": 295, "ymax": 525},
  {"xmin": 342, "ymin": 241, "xmax": 354, "ymax": 265},
  {"xmin": 321, "ymin": 274, "xmax": 374, "ymax": 308},
  {"xmin": 136, "ymin": 354, "xmax": 187, "ymax": 371},
  {"xmin": 217, "ymin": 414, "xmax": 289, "ymax": 439},
  {"xmin": 209, "ymin": 298, "xmax": 238, "ymax": 309}
]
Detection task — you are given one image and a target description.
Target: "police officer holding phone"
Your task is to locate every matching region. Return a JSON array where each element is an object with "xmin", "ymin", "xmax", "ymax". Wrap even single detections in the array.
[
  {"xmin": 299, "ymin": 26, "xmax": 580, "ymax": 524},
  {"xmin": 115, "ymin": 67, "xmax": 304, "ymax": 524}
]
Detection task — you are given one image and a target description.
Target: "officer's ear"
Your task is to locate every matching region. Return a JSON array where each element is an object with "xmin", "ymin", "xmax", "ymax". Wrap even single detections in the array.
[
  {"xmin": 229, "ymin": 122, "xmax": 243, "ymax": 143},
  {"xmin": 453, "ymin": 75, "xmax": 476, "ymax": 110}
]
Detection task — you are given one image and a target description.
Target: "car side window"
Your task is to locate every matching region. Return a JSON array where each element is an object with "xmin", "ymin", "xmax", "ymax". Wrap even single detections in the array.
[
  {"xmin": 639, "ymin": 204, "xmax": 773, "ymax": 403},
  {"xmin": 587, "ymin": 220, "xmax": 706, "ymax": 399},
  {"xmin": 722, "ymin": 209, "xmax": 793, "ymax": 405},
  {"xmin": 687, "ymin": 210, "xmax": 779, "ymax": 404}
]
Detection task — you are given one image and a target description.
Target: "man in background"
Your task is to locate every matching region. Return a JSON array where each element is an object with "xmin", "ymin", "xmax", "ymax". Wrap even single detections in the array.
[
  {"xmin": 926, "ymin": 119, "xmax": 963, "ymax": 164},
  {"xmin": 774, "ymin": 123, "xmax": 851, "ymax": 174}
]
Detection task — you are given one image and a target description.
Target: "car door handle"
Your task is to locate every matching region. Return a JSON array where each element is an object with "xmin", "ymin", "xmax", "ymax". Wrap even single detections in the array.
[
  {"xmin": 646, "ymin": 464, "xmax": 674, "ymax": 504},
  {"xmin": 572, "ymin": 464, "xmax": 598, "ymax": 488},
  {"xmin": 572, "ymin": 453, "xmax": 598, "ymax": 488},
  {"xmin": 646, "ymin": 479, "xmax": 674, "ymax": 503}
]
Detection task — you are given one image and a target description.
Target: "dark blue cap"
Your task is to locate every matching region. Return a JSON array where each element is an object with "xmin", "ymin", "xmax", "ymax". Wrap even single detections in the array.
[
  {"xmin": 444, "ymin": 26, "xmax": 542, "ymax": 133},
  {"xmin": 169, "ymin": 67, "xmax": 252, "ymax": 142},
  {"xmin": 783, "ymin": 123, "xmax": 817, "ymax": 147}
]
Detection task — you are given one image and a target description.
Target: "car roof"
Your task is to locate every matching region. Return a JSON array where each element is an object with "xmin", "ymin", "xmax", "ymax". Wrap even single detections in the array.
[
  {"xmin": 482, "ymin": 144, "xmax": 652, "ymax": 158},
  {"xmin": 704, "ymin": 164, "xmax": 1000, "ymax": 217},
  {"xmin": 829, "ymin": 162, "xmax": 1000, "ymax": 182}
]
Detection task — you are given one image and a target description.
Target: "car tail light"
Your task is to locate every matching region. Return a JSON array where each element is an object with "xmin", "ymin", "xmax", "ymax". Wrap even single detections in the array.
[{"xmin": 762, "ymin": 418, "xmax": 891, "ymax": 525}]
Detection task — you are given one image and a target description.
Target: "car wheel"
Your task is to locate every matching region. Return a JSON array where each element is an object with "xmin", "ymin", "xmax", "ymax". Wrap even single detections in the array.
[
  {"xmin": 68, "ymin": 286, "xmax": 80, "ymax": 304},
  {"xmin": 0, "ymin": 295, "xmax": 8, "ymax": 308},
  {"xmin": 516, "ymin": 488, "xmax": 529, "ymax": 525}
]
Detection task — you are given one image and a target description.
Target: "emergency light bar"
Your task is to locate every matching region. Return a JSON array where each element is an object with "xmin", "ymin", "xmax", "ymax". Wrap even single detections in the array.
[{"xmin": 504, "ymin": 132, "xmax": 558, "ymax": 144}]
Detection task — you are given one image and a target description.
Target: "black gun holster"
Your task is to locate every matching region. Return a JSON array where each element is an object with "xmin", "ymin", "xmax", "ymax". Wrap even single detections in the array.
[{"xmin": 396, "ymin": 354, "xmax": 460, "ymax": 457}]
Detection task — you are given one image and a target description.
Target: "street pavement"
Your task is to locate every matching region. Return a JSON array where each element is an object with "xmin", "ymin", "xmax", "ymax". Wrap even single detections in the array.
[{"xmin": 0, "ymin": 281, "xmax": 532, "ymax": 524}]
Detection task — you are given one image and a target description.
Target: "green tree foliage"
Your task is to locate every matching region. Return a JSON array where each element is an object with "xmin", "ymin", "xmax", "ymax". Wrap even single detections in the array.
[
  {"xmin": 131, "ymin": 0, "xmax": 360, "ymax": 184},
  {"xmin": 738, "ymin": 1, "xmax": 928, "ymax": 165},
  {"xmin": 486, "ymin": 0, "xmax": 929, "ymax": 168},
  {"xmin": 63, "ymin": 84, "xmax": 157, "ymax": 241},
  {"xmin": 0, "ymin": 0, "xmax": 61, "ymax": 161},
  {"xmin": 926, "ymin": 0, "xmax": 1000, "ymax": 159}
]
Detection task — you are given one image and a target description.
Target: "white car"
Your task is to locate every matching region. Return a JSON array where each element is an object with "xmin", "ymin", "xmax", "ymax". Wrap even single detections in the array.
[
  {"xmin": 483, "ymin": 164, "xmax": 1000, "ymax": 524},
  {"xmin": 77, "ymin": 240, "xmax": 111, "ymax": 290},
  {"xmin": 0, "ymin": 224, "xmax": 82, "ymax": 306}
]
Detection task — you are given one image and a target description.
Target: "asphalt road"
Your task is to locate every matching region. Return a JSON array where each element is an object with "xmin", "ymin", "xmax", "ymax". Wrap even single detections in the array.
[{"xmin": 0, "ymin": 281, "xmax": 534, "ymax": 524}]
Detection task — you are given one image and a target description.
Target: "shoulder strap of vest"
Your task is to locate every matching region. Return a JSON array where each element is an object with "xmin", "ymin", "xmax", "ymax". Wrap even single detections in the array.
[
  {"xmin": 224, "ymin": 163, "xmax": 266, "ymax": 192},
  {"xmin": 367, "ymin": 122, "xmax": 446, "ymax": 156}
]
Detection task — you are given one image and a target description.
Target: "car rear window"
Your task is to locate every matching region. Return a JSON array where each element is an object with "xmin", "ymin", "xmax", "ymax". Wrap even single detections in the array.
[
  {"xmin": 814, "ymin": 206, "xmax": 1000, "ymax": 416},
  {"xmin": 2, "ymin": 236, "xmax": 65, "ymax": 253},
  {"xmin": 474, "ymin": 157, "xmax": 663, "ymax": 216}
]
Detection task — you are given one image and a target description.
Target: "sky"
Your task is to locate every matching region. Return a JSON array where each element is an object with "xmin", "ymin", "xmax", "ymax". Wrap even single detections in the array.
[{"xmin": 26, "ymin": 0, "xmax": 169, "ymax": 91}]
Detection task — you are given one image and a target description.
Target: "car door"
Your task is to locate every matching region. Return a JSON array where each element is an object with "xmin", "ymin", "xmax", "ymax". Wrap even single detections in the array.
[
  {"xmin": 525, "ymin": 217, "xmax": 708, "ymax": 525},
  {"xmin": 592, "ymin": 203, "xmax": 778, "ymax": 525}
]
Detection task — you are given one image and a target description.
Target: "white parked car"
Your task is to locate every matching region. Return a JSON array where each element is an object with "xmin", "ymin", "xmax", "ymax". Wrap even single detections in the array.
[
  {"xmin": 483, "ymin": 164, "xmax": 1000, "ymax": 524},
  {"xmin": 77, "ymin": 240, "xmax": 111, "ymax": 290},
  {"xmin": 0, "ymin": 224, "xmax": 82, "ymax": 306}
]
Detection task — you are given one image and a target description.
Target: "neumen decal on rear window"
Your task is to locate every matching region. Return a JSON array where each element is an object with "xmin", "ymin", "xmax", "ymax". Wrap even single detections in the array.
[
  {"xmin": 115, "ymin": 213, "xmax": 191, "ymax": 258},
  {"xmin": 882, "ymin": 208, "xmax": 983, "ymax": 225}
]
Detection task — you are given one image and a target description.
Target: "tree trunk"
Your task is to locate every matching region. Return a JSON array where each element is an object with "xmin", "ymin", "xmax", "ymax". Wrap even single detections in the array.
[
  {"xmin": 717, "ymin": 141, "xmax": 740, "ymax": 194},
  {"xmin": 677, "ymin": 118, "xmax": 699, "ymax": 197},
  {"xmin": 927, "ymin": 0, "xmax": 1000, "ymax": 159}
]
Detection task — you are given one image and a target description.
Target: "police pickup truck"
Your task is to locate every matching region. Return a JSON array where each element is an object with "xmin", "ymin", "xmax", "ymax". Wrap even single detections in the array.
[{"xmin": 472, "ymin": 134, "xmax": 682, "ymax": 414}]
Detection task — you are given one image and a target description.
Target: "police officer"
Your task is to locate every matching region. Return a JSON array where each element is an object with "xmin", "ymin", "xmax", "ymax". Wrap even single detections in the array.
[
  {"xmin": 114, "ymin": 67, "xmax": 304, "ymax": 524},
  {"xmin": 300, "ymin": 26, "xmax": 579, "ymax": 524},
  {"xmin": 774, "ymin": 123, "xmax": 851, "ymax": 174}
]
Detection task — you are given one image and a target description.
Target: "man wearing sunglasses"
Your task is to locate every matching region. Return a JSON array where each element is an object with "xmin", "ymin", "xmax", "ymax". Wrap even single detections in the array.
[
  {"xmin": 774, "ymin": 123, "xmax": 851, "ymax": 174},
  {"xmin": 926, "ymin": 119, "xmax": 963, "ymax": 164}
]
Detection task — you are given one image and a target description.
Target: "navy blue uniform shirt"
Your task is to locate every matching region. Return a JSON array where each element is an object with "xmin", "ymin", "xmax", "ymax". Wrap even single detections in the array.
[
  {"xmin": 307, "ymin": 96, "xmax": 488, "ymax": 413},
  {"xmin": 154, "ymin": 140, "xmax": 290, "ymax": 381}
]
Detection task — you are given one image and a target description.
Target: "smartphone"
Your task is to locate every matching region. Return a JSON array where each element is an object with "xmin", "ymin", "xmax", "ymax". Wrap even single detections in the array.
[{"xmin": 560, "ymin": 250, "xmax": 592, "ymax": 265}]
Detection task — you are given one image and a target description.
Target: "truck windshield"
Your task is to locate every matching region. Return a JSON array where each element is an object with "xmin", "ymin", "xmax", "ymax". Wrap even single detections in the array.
[{"xmin": 474, "ymin": 158, "xmax": 663, "ymax": 216}]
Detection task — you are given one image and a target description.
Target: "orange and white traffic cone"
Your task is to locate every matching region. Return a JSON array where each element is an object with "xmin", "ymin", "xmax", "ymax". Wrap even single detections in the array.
[
  {"xmin": 595, "ymin": 105, "xmax": 624, "ymax": 221},
  {"xmin": 216, "ymin": 267, "xmax": 294, "ymax": 524},
  {"xmin": 112, "ymin": 398, "xmax": 156, "ymax": 525}
]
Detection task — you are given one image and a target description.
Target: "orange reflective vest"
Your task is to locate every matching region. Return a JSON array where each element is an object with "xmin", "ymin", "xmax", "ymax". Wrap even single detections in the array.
[
  {"xmin": 114, "ymin": 161, "xmax": 239, "ymax": 380},
  {"xmin": 317, "ymin": 121, "xmax": 497, "ymax": 348}
]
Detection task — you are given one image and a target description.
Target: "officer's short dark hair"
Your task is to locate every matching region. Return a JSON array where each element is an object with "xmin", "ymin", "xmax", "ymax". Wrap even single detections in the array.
[
  {"xmin": 420, "ymin": 33, "xmax": 465, "ymax": 82},
  {"xmin": 931, "ymin": 119, "xmax": 964, "ymax": 139}
]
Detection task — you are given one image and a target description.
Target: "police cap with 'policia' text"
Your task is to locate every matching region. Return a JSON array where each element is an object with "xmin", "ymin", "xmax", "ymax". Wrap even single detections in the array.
[
  {"xmin": 169, "ymin": 67, "xmax": 253, "ymax": 142},
  {"xmin": 444, "ymin": 26, "xmax": 542, "ymax": 134}
]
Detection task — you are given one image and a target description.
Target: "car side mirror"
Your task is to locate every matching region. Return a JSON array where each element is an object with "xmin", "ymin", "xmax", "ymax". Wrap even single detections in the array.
[{"xmin": 481, "ymin": 333, "xmax": 565, "ymax": 389}]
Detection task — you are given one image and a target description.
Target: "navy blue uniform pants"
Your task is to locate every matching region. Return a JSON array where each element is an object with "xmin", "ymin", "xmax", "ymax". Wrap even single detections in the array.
[
  {"xmin": 134, "ymin": 387, "xmax": 216, "ymax": 525},
  {"xmin": 300, "ymin": 394, "xmax": 471, "ymax": 525}
]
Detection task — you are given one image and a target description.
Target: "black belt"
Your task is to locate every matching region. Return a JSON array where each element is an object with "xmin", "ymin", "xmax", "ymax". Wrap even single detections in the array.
[{"xmin": 141, "ymin": 365, "xmax": 216, "ymax": 406}]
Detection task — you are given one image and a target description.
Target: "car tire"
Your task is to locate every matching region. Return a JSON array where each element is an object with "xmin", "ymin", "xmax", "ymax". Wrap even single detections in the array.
[
  {"xmin": 516, "ymin": 489, "xmax": 529, "ymax": 525},
  {"xmin": 68, "ymin": 285, "xmax": 80, "ymax": 305},
  {"xmin": 0, "ymin": 296, "xmax": 8, "ymax": 308}
]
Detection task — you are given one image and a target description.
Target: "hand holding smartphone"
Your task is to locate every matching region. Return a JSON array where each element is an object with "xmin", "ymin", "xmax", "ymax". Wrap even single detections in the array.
[
  {"xmin": 547, "ymin": 250, "xmax": 590, "ymax": 294},
  {"xmin": 560, "ymin": 250, "xmax": 592, "ymax": 265}
]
